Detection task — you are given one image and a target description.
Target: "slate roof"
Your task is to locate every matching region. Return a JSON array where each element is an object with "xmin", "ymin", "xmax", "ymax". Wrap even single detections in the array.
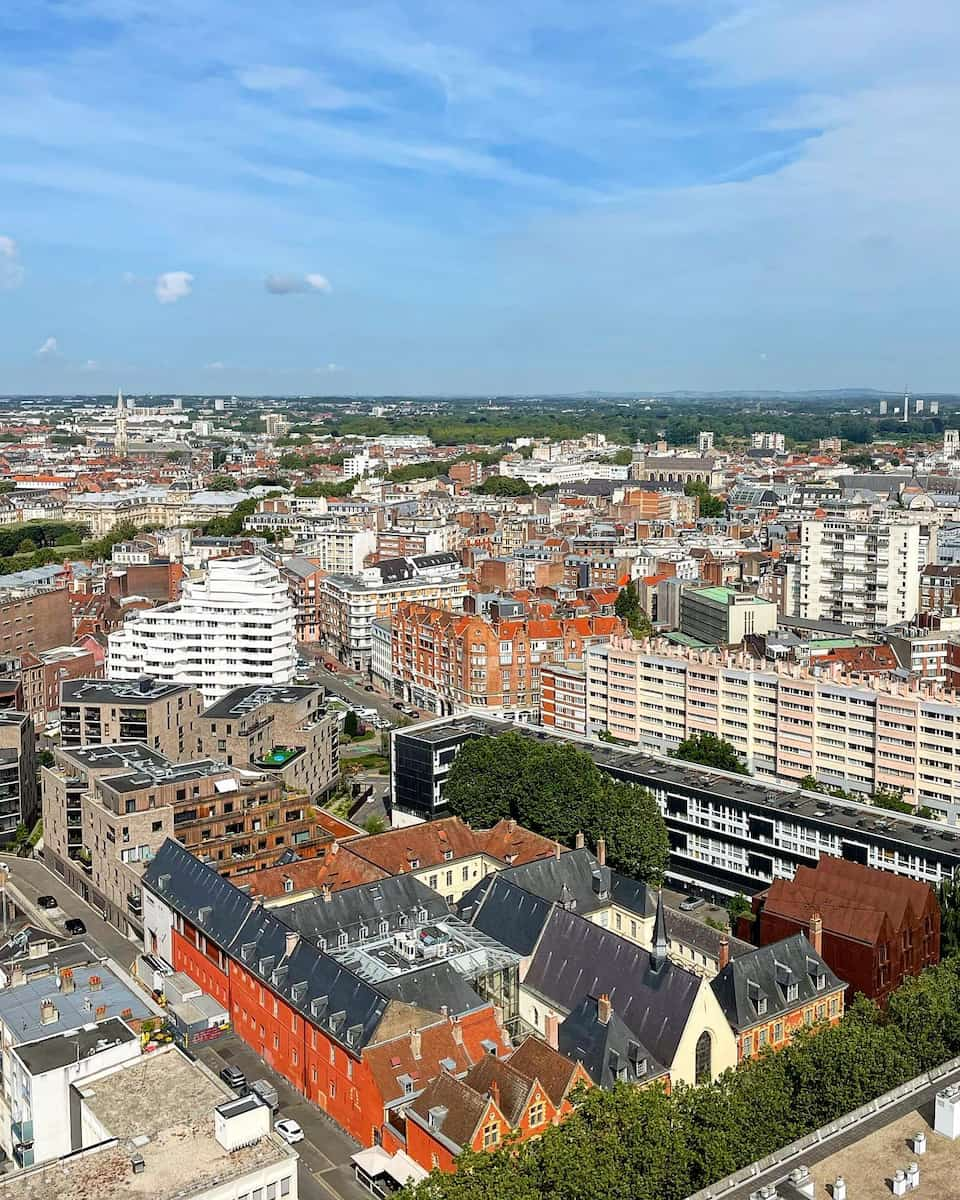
[
  {"xmin": 710, "ymin": 933, "xmax": 844, "ymax": 1033},
  {"xmin": 376, "ymin": 962, "xmax": 487, "ymax": 1016},
  {"xmin": 278, "ymin": 874, "xmax": 448, "ymax": 947},
  {"xmin": 522, "ymin": 906, "xmax": 703, "ymax": 1068},
  {"xmin": 458, "ymin": 874, "xmax": 556, "ymax": 956},
  {"xmin": 558, "ymin": 994, "xmax": 667, "ymax": 1090},
  {"xmin": 472, "ymin": 847, "xmax": 653, "ymax": 921}
]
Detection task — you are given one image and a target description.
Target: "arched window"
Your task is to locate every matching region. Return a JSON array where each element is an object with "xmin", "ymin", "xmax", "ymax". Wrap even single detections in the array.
[{"xmin": 695, "ymin": 1030, "xmax": 712, "ymax": 1085}]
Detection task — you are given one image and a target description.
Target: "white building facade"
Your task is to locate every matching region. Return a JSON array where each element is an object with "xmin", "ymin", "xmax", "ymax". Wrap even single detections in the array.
[{"xmin": 108, "ymin": 556, "xmax": 296, "ymax": 703}]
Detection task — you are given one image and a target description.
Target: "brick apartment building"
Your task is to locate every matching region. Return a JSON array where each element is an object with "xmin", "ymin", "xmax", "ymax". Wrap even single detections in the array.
[
  {"xmin": 194, "ymin": 684, "xmax": 339, "ymax": 801},
  {"xmin": 391, "ymin": 603, "xmax": 622, "ymax": 717},
  {"xmin": 14, "ymin": 645, "xmax": 101, "ymax": 731},
  {"xmin": 741, "ymin": 856, "xmax": 941, "ymax": 1006},
  {"xmin": 43, "ymin": 744, "xmax": 337, "ymax": 936},
  {"xmin": 919, "ymin": 563, "xmax": 960, "ymax": 614},
  {"xmin": 0, "ymin": 586, "xmax": 72, "ymax": 658},
  {"xmin": 59, "ymin": 677, "xmax": 204, "ymax": 761}
]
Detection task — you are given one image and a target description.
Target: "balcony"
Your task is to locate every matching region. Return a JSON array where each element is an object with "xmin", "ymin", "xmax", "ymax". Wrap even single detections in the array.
[
  {"xmin": 127, "ymin": 892, "xmax": 142, "ymax": 915},
  {"xmin": 253, "ymin": 745, "xmax": 305, "ymax": 770}
]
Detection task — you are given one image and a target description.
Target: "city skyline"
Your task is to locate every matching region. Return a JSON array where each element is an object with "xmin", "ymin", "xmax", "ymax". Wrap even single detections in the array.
[{"xmin": 3, "ymin": 1, "xmax": 959, "ymax": 394}]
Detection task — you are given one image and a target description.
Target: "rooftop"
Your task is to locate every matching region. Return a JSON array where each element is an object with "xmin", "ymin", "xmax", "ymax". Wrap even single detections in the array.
[
  {"xmin": 201, "ymin": 683, "xmax": 322, "ymax": 720},
  {"xmin": 5, "ymin": 1047, "xmax": 296, "ymax": 1200},
  {"xmin": 61, "ymin": 677, "xmax": 196, "ymax": 704},
  {"xmin": 60, "ymin": 743, "xmax": 230, "ymax": 792},
  {"xmin": 14, "ymin": 1015, "xmax": 137, "ymax": 1075},
  {"xmin": 0, "ymin": 958, "xmax": 154, "ymax": 1044}
]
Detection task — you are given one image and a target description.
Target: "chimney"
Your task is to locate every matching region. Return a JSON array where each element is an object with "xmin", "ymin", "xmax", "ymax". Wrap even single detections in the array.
[
  {"xmin": 597, "ymin": 993, "xmax": 612, "ymax": 1026},
  {"xmin": 808, "ymin": 911, "xmax": 823, "ymax": 956},
  {"xmin": 553, "ymin": 841, "xmax": 562, "ymax": 861},
  {"xmin": 60, "ymin": 967, "xmax": 75, "ymax": 994},
  {"xmin": 285, "ymin": 931, "xmax": 299, "ymax": 958},
  {"xmin": 544, "ymin": 1012, "xmax": 559, "ymax": 1051},
  {"xmin": 488, "ymin": 1080, "xmax": 501, "ymax": 1110},
  {"xmin": 10, "ymin": 963, "xmax": 25, "ymax": 988},
  {"xmin": 596, "ymin": 837, "xmax": 606, "ymax": 867},
  {"xmin": 575, "ymin": 831, "xmax": 585, "ymax": 849},
  {"xmin": 40, "ymin": 998, "xmax": 59, "ymax": 1025},
  {"xmin": 410, "ymin": 1028, "xmax": 422, "ymax": 1060},
  {"xmin": 88, "ymin": 974, "xmax": 103, "ymax": 991},
  {"xmin": 321, "ymin": 884, "xmax": 332, "ymax": 903},
  {"xmin": 451, "ymin": 1017, "xmax": 463, "ymax": 1045},
  {"xmin": 718, "ymin": 934, "xmax": 730, "ymax": 971}
]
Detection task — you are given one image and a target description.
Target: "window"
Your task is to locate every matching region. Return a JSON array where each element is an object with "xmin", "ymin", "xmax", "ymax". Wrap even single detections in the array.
[
  {"xmin": 151, "ymin": 820, "xmax": 163, "ymax": 832},
  {"xmin": 266, "ymin": 1185, "xmax": 277, "ymax": 1200},
  {"xmin": 774, "ymin": 1021, "xmax": 784, "ymax": 1042},
  {"xmin": 742, "ymin": 1033, "xmax": 753, "ymax": 1056},
  {"xmin": 330, "ymin": 1080, "xmax": 336, "ymax": 1098},
  {"xmin": 428, "ymin": 875, "xmax": 438, "ymax": 890},
  {"xmin": 431, "ymin": 1153, "xmax": 440, "ymax": 1169},
  {"xmin": 786, "ymin": 982, "xmax": 799, "ymax": 1002},
  {"xmin": 757, "ymin": 996, "xmax": 768, "ymax": 1016},
  {"xmin": 281, "ymin": 1180, "xmax": 291, "ymax": 1198},
  {"xmin": 829, "ymin": 997, "xmax": 839, "ymax": 1016},
  {"xmin": 758, "ymin": 1028, "xmax": 768, "ymax": 1047},
  {"xmin": 695, "ymin": 1030, "xmax": 712, "ymax": 1085},
  {"xmin": 483, "ymin": 1121, "xmax": 500, "ymax": 1149},
  {"xmin": 462, "ymin": 866, "xmax": 470, "ymax": 881},
  {"xmin": 528, "ymin": 1100, "xmax": 546, "ymax": 1127}
]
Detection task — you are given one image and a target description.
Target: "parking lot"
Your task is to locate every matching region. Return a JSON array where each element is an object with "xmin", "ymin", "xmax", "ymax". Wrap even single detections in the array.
[{"xmin": 194, "ymin": 1032, "xmax": 368, "ymax": 1200}]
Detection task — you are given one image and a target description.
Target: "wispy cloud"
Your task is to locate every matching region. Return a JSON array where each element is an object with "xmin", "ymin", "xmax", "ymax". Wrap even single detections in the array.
[
  {"xmin": 36, "ymin": 335, "xmax": 59, "ymax": 356},
  {"xmin": 264, "ymin": 273, "xmax": 331, "ymax": 294},
  {"xmin": 155, "ymin": 271, "xmax": 193, "ymax": 303},
  {"xmin": 0, "ymin": 235, "xmax": 24, "ymax": 289},
  {"xmin": 237, "ymin": 65, "xmax": 370, "ymax": 111}
]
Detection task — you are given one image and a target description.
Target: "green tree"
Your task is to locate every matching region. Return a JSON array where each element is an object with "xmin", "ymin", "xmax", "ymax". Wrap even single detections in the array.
[
  {"xmin": 938, "ymin": 877, "xmax": 960, "ymax": 957},
  {"xmin": 477, "ymin": 475, "xmax": 532, "ymax": 497},
  {"xmin": 17, "ymin": 538, "xmax": 36, "ymax": 554},
  {"xmin": 871, "ymin": 790, "xmax": 912, "ymax": 814},
  {"xmin": 614, "ymin": 582, "xmax": 653, "ymax": 637},
  {"xmin": 726, "ymin": 892, "xmax": 752, "ymax": 931},
  {"xmin": 442, "ymin": 732, "xmax": 535, "ymax": 827},
  {"xmin": 584, "ymin": 778, "xmax": 669, "ymax": 885},
  {"xmin": 343, "ymin": 709, "xmax": 359, "ymax": 738},
  {"xmin": 207, "ymin": 475, "xmax": 237, "ymax": 491},
  {"xmin": 672, "ymin": 732, "xmax": 747, "ymax": 775},
  {"xmin": 683, "ymin": 480, "xmax": 725, "ymax": 518}
]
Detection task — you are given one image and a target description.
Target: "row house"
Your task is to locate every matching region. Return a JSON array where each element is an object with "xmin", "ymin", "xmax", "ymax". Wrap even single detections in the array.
[{"xmin": 391, "ymin": 603, "xmax": 622, "ymax": 718}]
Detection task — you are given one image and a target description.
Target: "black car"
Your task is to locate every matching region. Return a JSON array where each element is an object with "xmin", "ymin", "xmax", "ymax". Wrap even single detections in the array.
[
  {"xmin": 37, "ymin": 895, "xmax": 58, "ymax": 909},
  {"xmin": 65, "ymin": 918, "xmax": 86, "ymax": 935},
  {"xmin": 364, "ymin": 684, "xmax": 376, "ymax": 692},
  {"xmin": 392, "ymin": 701, "xmax": 405, "ymax": 710}
]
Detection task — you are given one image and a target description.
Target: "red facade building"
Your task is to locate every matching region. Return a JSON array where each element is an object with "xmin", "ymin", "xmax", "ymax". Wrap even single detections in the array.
[{"xmin": 742, "ymin": 856, "xmax": 940, "ymax": 1006}]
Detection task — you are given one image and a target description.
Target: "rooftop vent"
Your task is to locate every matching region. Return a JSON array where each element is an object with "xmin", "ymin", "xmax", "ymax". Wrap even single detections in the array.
[{"xmin": 130, "ymin": 1154, "xmax": 146, "ymax": 1175}]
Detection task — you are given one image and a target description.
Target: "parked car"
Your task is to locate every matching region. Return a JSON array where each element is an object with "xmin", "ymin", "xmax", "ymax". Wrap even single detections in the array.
[
  {"xmin": 392, "ymin": 701, "xmax": 405, "ymax": 710},
  {"xmin": 678, "ymin": 896, "xmax": 705, "ymax": 912},
  {"xmin": 37, "ymin": 895, "xmax": 58, "ymax": 909},
  {"xmin": 324, "ymin": 661, "xmax": 337, "ymax": 671},
  {"xmin": 249, "ymin": 1078, "xmax": 280, "ymax": 1112},
  {"xmin": 219, "ymin": 1065, "xmax": 247, "ymax": 1091},
  {"xmin": 275, "ymin": 1118, "xmax": 304, "ymax": 1144},
  {"xmin": 65, "ymin": 917, "xmax": 86, "ymax": 935},
  {"xmin": 364, "ymin": 684, "xmax": 376, "ymax": 692}
]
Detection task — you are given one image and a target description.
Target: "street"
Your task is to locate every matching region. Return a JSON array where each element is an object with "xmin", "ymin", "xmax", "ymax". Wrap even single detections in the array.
[
  {"xmin": 194, "ymin": 1032, "xmax": 368, "ymax": 1200},
  {"xmin": 0, "ymin": 852, "xmax": 140, "ymax": 968}
]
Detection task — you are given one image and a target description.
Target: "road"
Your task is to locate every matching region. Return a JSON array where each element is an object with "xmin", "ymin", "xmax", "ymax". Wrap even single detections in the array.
[
  {"xmin": 0, "ymin": 852, "xmax": 140, "ymax": 969},
  {"xmin": 195, "ymin": 1032, "xmax": 367, "ymax": 1200},
  {"xmin": 299, "ymin": 650, "xmax": 430, "ymax": 726}
]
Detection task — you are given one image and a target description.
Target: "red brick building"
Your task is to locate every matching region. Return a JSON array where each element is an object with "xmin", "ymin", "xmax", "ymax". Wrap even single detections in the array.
[
  {"xmin": 741, "ymin": 856, "xmax": 940, "ymax": 1006},
  {"xmin": 391, "ymin": 1036, "xmax": 591, "ymax": 1173}
]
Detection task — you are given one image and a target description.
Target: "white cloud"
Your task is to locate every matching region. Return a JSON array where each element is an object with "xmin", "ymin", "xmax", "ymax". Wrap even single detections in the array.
[
  {"xmin": 81, "ymin": 359, "xmax": 99, "ymax": 371},
  {"xmin": 237, "ymin": 65, "xmax": 362, "ymax": 110},
  {"xmin": 0, "ymin": 235, "xmax": 24, "ymax": 289},
  {"xmin": 265, "ymin": 272, "xmax": 331, "ymax": 294},
  {"xmin": 315, "ymin": 362, "xmax": 343, "ymax": 373},
  {"xmin": 36, "ymin": 336, "xmax": 59, "ymax": 357},
  {"xmin": 155, "ymin": 270, "xmax": 193, "ymax": 303},
  {"xmin": 205, "ymin": 361, "xmax": 226, "ymax": 370}
]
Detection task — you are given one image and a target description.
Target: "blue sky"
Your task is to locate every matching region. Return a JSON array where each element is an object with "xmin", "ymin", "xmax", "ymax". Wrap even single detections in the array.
[{"xmin": 2, "ymin": 0, "xmax": 958, "ymax": 395}]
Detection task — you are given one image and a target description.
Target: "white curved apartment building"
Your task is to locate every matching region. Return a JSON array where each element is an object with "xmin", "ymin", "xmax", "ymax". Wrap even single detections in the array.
[{"xmin": 107, "ymin": 556, "xmax": 296, "ymax": 703}]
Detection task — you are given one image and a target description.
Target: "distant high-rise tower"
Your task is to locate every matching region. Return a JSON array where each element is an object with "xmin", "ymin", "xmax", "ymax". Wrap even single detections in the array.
[
  {"xmin": 902, "ymin": 392, "xmax": 910, "ymax": 423},
  {"xmin": 914, "ymin": 397, "xmax": 925, "ymax": 414},
  {"xmin": 879, "ymin": 399, "xmax": 888, "ymax": 416},
  {"xmin": 114, "ymin": 389, "xmax": 128, "ymax": 458},
  {"xmin": 697, "ymin": 431, "xmax": 715, "ymax": 454},
  {"xmin": 931, "ymin": 399, "xmax": 940, "ymax": 417}
]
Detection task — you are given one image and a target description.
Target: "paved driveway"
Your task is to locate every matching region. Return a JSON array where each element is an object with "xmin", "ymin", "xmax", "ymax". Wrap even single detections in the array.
[{"xmin": 195, "ymin": 1032, "xmax": 369, "ymax": 1200}]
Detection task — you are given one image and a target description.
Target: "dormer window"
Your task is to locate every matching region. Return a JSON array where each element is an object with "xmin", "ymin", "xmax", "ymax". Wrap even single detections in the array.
[
  {"xmin": 757, "ymin": 996, "xmax": 768, "ymax": 1016},
  {"xmin": 378, "ymin": 920, "xmax": 389, "ymax": 935},
  {"xmin": 816, "ymin": 972, "xmax": 826, "ymax": 990},
  {"xmin": 443, "ymin": 849, "xmax": 453, "ymax": 861},
  {"xmin": 786, "ymin": 982, "xmax": 799, "ymax": 1003},
  {"xmin": 409, "ymin": 858, "xmax": 420, "ymax": 870},
  {"xmin": 337, "ymin": 932, "xmax": 348, "ymax": 948}
]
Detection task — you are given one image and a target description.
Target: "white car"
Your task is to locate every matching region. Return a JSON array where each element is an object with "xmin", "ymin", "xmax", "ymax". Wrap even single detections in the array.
[{"xmin": 274, "ymin": 1118, "xmax": 304, "ymax": 1144}]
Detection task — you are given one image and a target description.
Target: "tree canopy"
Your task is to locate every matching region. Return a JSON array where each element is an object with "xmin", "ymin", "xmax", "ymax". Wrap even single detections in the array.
[
  {"xmin": 476, "ymin": 475, "xmax": 532, "ymax": 497},
  {"xmin": 614, "ymin": 581, "xmax": 652, "ymax": 638},
  {"xmin": 672, "ymin": 732, "xmax": 747, "ymax": 775},
  {"xmin": 683, "ymin": 479, "xmax": 725, "ymax": 518},
  {"xmin": 442, "ymin": 733, "xmax": 669, "ymax": 884},
  {"xmin": 402, "ymin": 957, "xmax": 960, "ymax": 1200}
]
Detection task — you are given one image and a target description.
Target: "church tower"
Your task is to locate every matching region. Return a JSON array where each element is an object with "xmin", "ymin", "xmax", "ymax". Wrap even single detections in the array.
[{"xmin": 114, "ymin": 389, "xmax": 128, "ymax": 458}]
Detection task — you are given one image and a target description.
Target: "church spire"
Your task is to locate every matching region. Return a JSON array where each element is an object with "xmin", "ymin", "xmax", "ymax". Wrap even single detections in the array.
[
  {"xmin": 651, "ymin": 888, "xmax": 668, "ymax": 971},
  {"xmin": 114, "ymin": 388, "xmax": 128, "ymax": 458}
]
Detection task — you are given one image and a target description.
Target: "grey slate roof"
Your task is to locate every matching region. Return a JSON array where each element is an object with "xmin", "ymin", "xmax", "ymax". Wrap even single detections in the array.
[
  {"xmin": 522, "ymin": 906, "xmax": 702, "ymax": 1068},
  {"xmin": 558, "ymin": 994, "xmax": 667, "ymax": 1089},
  {"xmin": 474, "ymin": 847, "xmax": 653, "ymax": 921},
  {"xmin": 458, "ymin": 874, "xmax": 556, "ymax": 956},
  {"xmin": 280, "ymin": 875, "xmax": 448, "ymax": 947},
  {"xmin": 709, "ymin": 933, "xmax": 844, "ymax": 1033}
]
